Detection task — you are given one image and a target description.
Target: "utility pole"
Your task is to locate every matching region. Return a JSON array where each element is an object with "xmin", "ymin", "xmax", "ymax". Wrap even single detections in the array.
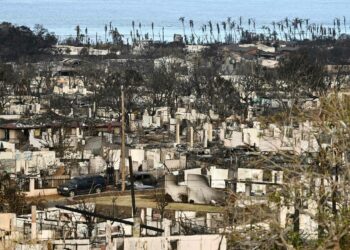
[{"xmin": 121, "ymin": 85, "xmax": 126, "ymax": 191}]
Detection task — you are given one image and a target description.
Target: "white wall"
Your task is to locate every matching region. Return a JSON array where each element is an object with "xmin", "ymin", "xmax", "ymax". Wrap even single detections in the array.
[
  {"xmin": 129, "ymin": 149, "xmax": 145, "ymax": 167},
  {"xmin": 0, "ymin": 141, "xmax": 15, "ymax": 152},
  {"xmin": 15, "ymin": 150, "xmax": 56, "ymax": 173},
  {"xmin": 237, "ymin": 168, "xmax": 266, "ymax": 195},
  {"xmin": 209, "ymin": 167, "xmax": 228, "ymax": 189},
  {"xmin": 122, "ymin": 234, "xmax": 226, "ymax": 250},
  {"xmin": 224, "ymin": 131, "xmax": 244, "ymax": 148},
  {"xmin": 145, "ymin": 149, "xmax": 161, "ymax": 169},
  {"xmin": 183, "ymin": 168, "xmax": 202, "ymax": 185},
  {"xmin": 109, "ymin": 149, "xmax": 121, "ymax": 170}
]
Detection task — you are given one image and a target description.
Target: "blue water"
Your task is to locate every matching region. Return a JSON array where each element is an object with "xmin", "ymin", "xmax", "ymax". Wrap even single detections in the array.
[{"xmin": 0, "ymin": 0, "xmax": 349, "ymax": 41}]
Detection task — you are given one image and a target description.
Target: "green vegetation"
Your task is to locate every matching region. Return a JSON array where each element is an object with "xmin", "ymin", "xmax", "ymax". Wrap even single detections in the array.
[{"xmin": 0, "ymin": 22, "xmax": 57, "ymax": 61}]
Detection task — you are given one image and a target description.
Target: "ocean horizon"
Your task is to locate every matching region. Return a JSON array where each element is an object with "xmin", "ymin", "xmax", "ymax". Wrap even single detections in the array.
[{"xmin": 1, "ymin": 0, "xmax": 349, "ymax": 42}]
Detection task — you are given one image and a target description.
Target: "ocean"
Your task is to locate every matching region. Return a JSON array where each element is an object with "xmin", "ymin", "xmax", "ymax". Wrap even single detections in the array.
[{"xmin": 1, "ymin": 0, "xmax": 349, "ymax": 41}]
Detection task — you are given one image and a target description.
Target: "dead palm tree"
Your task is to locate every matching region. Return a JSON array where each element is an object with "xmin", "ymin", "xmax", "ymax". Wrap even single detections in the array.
[
  {"xmin": 252, "ymin": 19, "xmax": 256, "ymax": 32},
  {"xmin": 189, "ymin": 19, "xmax": 195, "ymax": 44},
  {"xmin": 75, "ymin": 25, "xmax": 80, "ymax": 42},
  {"xmin": 132, "ymin": 21, "xmax": 135, "ymax": 41},
  {"xmin": 216, "ymin": 22, "xmax": 221, "ymax": 42},
  {"xmin": 202, "ymin": 24, "xmax": 208, "ymax": 44},
  {"xmin": 304, "ymin": 19, "xmax": 309, "ymax": 38},
  {"xmin": 138, "ymin": 22, "xmax": 143, "ymax": 40},
  {"xmin": 222, "ymin": 21, "xmax": 227, "ymax": 43},
  {"xmin": 151, "ymin": 22, "xmax": 155, "ymax": 41},
  {"xmin": 85, "ymin": 27, "xmax": 88, "ymax": 44},
  {"xmin": 226, "ymin": 17, "xmax": 232, "ymax": 43},
  {"xmin": 284, "ymin": 17, "xmax": 289, "ymax": 30},
  {"xmin": 179, "ymin": 17, "xmax": 186, "ymax": 38},
  {"xmin": 110, "ymin": 28, "xmax": 123, "ymax": 44},
  {"xmin": 208, "ymin": 20, "xmax": 213, "ymax": 43},
  {"xmin": 104, "ymin": 24, "xmax": 108, "ymax": 43},
  {"xmin": 136, "ymin": 29, "xmax": 140, "ymax": 43},
  {"xmin": 230, "ymin": 21, "xmax": 236, "ymax": 43},
  {"xmin": 271, "ymin": 21, "xmax": 276, "ymax": 39},
  {"xmin": 292, "ymin": 18, "xmax": 299, "ymax": 40},
  {"xmin": 276, "ymin": 21, "xmax": 283, "ymax": 40}
]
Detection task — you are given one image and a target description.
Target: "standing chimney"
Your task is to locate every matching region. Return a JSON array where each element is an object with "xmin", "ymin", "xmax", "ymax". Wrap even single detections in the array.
[
  {"xmin": 208, "ymin": 123, "xmax": 213, "ymax": 142},
  {"xmin": 31, "ymin": 205, "xmax": 37, "ymax": 241},
  {"xmin": 203, "ymin": 129, "xmax": 208, "ymax": 148},
  {"xmin": 176, "ymin": 121, "xmax": 180, "ymax": 144},
  {"xmin": 190, "ymin": 126, "xmax": 194, "ymax": 148},
  {"xmin": 133, "ymin": 217, "xmax": 141, "ymax": 237},
  {"xmin": 162, "ymin": 218, "xmax": 171, "ymax": 237},
  {"xmin": 106, "ymin": 220, "xmax": 113, "ymax": 250},
  {"xmin": 220, "ymin": 122, "xmax": 226, "ymax": 141}
]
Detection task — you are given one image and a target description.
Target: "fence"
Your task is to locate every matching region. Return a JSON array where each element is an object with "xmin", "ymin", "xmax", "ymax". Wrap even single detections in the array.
[{"xmin": 35, "ymin": 175, "xmax": 71, "ymax": 189}]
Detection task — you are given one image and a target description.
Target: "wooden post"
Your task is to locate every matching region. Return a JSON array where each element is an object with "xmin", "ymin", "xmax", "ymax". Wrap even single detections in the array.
[{"xmin": 128, "ymin": 156, "xmax": 136, "ymax": 217}]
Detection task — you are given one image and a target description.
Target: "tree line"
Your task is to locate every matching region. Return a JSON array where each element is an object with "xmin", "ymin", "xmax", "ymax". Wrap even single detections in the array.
[{"xmin": 0, "ymin": 22, "xmax": 57, "ymax": 61}]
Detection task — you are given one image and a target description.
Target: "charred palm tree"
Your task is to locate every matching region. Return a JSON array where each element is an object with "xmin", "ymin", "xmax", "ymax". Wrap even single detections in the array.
[
  {"xmin": 304, "ymin": 19, "xmax": 309, "ymax": 38},
  {"xmin": 138, "ymin": 22, "xmax": 143, "ymax": 40},
  {"xmin": 75, "ymin": 25, "xmax": 80, "ymax": 44},
  {"xmin": 189, "ymin": 19, "xmax": 195, "ymax": 44},
  {"xmin": 226, "ymin": 17, "xmax": 233, "ymax": 43},
  {"xmin": 272, "ymin": 21, "xmax": 276, "ymax": 39},
  {"xmin": 85, "ymin": 27, "xmax": 88, "ymax": 45},
  {"xmin": 136, "ymin": 29, "xmax": 140, "ymax": 43},
  {"xmin": 151, "ymin": 22, "xmax": 154, "ymax": 41},
  {"xmin": 204, "ymin": 24, "xmax": 209, "ymax": 44},
  {"xmin": 201, "ymin": 25, "xmax": 206, "ymax": 44},
  {"xmin": 208, "ymin": 21, "xmax": 214, "ymax": 43},
  {"xmin": 252, "ymin": 19, "xmax": 256, "ymax": 33},
  {"xmin": 179, "ymin": 17, "xmax": 186, "ymax": 39},
  {"xmin": 277, "ymin": 21, "xmax": 283, "ymax": 40},
  {"xmin": 336, "ymin": 17, "xmax": 341, "ymax": 34},
  {"xmin": 110, "ymin": 28, "xmax": 124, "ymax": 45},
  {"xmin": 230, "ymin": 21, "xmax": 236, "ymax": 43},
  {"xmin": 132, "ymin": 20, "xmax": 135, "ymax": 40},
  {"xmin": 344, "ymin": 16, "xmax": 347, "ymax": 33},
  {"xmin": 216, "ymin": 22, "xmax": 221, "ymax": 42},
  {"xmin": 222, "ymin": 21, "xmax": 227, "ymax": 43},
  {"xmin": 248, "ymin": 18, "xmax": 252, "ymax": 32},
  {"xmin": 104, "ymin": 24, "xmax": 108, "ymax": 43}
]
